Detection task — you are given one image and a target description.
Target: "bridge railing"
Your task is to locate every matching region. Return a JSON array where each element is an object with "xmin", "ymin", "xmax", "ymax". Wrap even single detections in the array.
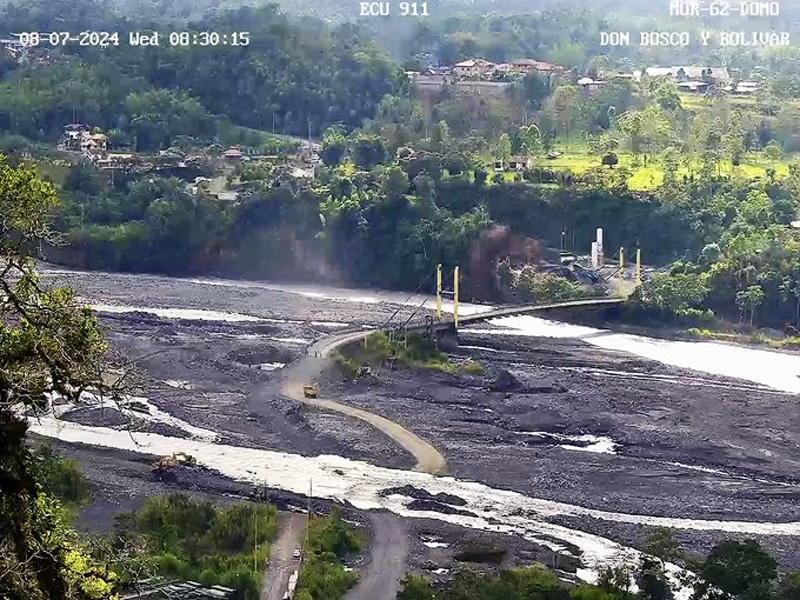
[{"xmin": 303, "ymin": 295, "xmax": 625, "ymax": 356}]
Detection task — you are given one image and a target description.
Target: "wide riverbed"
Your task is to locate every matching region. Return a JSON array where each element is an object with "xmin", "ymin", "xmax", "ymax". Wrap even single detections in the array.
[{"xmin": 34, "ymin": 266, "xmax": 800, "ymax": 584}]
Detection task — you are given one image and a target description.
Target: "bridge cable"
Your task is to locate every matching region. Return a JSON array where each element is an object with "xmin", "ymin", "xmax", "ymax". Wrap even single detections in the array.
[
  {"xmin": 399, "ymin": 294, "xmax": 433, "ymax": 330},
  {"xmin": 381, "ymin": 270, "xmax": 435, "ymax": 330}
]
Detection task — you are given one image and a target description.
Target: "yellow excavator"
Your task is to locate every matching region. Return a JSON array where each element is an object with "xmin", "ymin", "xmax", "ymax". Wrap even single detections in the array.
[{"xmin": 151, "ymin": 452, "xmax": 197, "ymax": 472}]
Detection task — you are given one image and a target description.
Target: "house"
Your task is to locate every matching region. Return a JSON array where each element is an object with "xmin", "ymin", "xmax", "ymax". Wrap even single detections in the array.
[
  {"xmin": 453, "ymin": 59, "xmax": 494, "ymax": 79},
  {"xmin": 216, "ymin": 190, "xmax": 238, "ymax": 201},
  {"xmin": 89, "ymin": 133, "xmax": 108, "ymax": 151},
  {"xmin": 291, "ymin": 166, "xmax": 315, "ymax": 179},
  {"xmin": 677, "ymin": 80, "xmax": 710, "ymax": 93},
  {"xmin": 493, "ymin": 63, "xmax": 515, "ymax": 74},
  {"xmin": 511, "ymin": 59, "xmax": 565, "ymax": 74},
  {"xmin": 62, "ymin": 124, "xmax": 89, "ymax": 150},
  {"xmin": 603, "ymin": 70, "xmax": 641, "ymax": 82},
  {"xmin": 109, "ymin": 153, "xmax": 136, "ymax": 166},
  {"xmin": 646, "ymin": 66, "xmax": 731, "ymax": 84},
  {"xmin": 189, "ymin": 176, "xmax": 212, "ymax": 195},
  {"xmin": 508, "ymin": 155, "xmax": 532, "ymax": 171},
  {"xmin": 487, "ymin": 63, "xmax": 517, "ymax": 80},
  {"xmin": 493, "ymin": 160, "xmax": 505, "ymax": 172},
  {"xmin": 674, "ymin": 66, "xmax": 730, "ymax": 83},
  {"xmin": 222, "ymin": 146, "xmax": 244, "ymax": 163},
  {"xmin": 73, "ymin": 130, "xmax": 108, "ymax": 156},
  {"xmin": 645, "ymin": 67, "xmax": 674, "ymax": 78},
  {"xmin": 0, "ymin": 38, "xmax": 24, "ymax": 60},
  {"xmin": 95, "ymin": 153, "xmax": 138, "ymax": 170},
  {"xmin": 734, "ymin": 81, "xmax": 760, "ymax": 95},
  {"xmin": 294, "ymin": 141, "xmax": 320, "ymax": 164},
  {"xmin": 396, "ymin": 146, "xmax": 417, "ymax": 161},
  {"xmin": 577, "ymin": 77, "xmax": 607, "ymax": 94}
]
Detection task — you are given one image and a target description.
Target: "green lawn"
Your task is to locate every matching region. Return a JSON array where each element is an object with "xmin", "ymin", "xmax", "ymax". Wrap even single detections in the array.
[
  {"xmin": 528, "ymin": 150, "xmax": 793, "ymax": 191},
  {"xmin": 25, "ymin": 160, "xmax": 69, "ymax": 187},
  {"xmin": 677, "ymin": 92, "xmax": 800, "ymax": 111}
]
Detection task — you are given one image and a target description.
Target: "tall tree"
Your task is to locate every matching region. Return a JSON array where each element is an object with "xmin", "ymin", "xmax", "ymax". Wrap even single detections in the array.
[
  {"xmin": 694, "ymin": 540, "xmax": 778, "ymax": 600},
  {"xmin": 494, "ymin": 133, "xmax": 512, "ymax": 163},
  {"xmin": 0, "ymin": 156, "xmax": 119, "ymax": 599},
  {"xmin": 736, "ymin": 285, "xmax": 765, "ymax": 326}
]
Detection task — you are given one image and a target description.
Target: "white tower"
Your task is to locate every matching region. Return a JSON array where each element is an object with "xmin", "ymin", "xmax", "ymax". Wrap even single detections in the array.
[{"xmin": 595, "ymin": 228, "xmax": 604, "ymax": 267}]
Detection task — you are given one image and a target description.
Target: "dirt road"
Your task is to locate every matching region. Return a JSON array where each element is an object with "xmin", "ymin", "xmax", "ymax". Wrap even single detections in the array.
[
  {"xmin": 262, "ymin": 512, "xmax": 306, "ymax": 600},
  {"xmin": 280, "ymin": 330, "xmax": 448, "ymax": 475},
  {"xmin": 345, "ymin": 512, "xmax": 408, "ymax": 600}
]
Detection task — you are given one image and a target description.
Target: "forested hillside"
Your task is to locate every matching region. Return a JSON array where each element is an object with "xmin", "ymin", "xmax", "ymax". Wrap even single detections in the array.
[
  {"xmin": 2, "ymin": 0, "xmax": 800, "ymax": 334},
  {"xmin": 0, "ymin": 0, "xmax": 403, "ymax": 139}
]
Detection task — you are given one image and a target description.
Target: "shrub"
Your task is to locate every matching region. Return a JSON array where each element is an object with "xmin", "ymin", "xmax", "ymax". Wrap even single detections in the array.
[
  {"xmin": 454, "ymin": 543, "xmax": 507, "ymax": 564},
  {"xmin": 119, "ymin": 494, "xmax": 277, "ymax": 600},
  {"xmin": 675, "ymin": 307, "xmax": 716, "ymax": 327},
  {"xmin": 398, "ymin": 575, "xmax": 436, "ymax": 600},
  {"xmin": 602, "ymin": 152, "xmax": 619, "ymax": 169},
  {"xmin": 336, "ymin": 332, "xmax": 455, "ymax": 374},
  {"xmin": 34, "ymin": 444, "xmax": 89, "ymax": 506},
  {"xmin": 462, "ymin": 360, "xmax": 486, "ymax": 375},
  {"xmin": 296, "ymin": 508, "xmax": 362, "ymax": 600},
  {"xmin": 523, "ymin": 166, "xmax": 561, "ymax": 183},
  {"xmin": 515, "ymin": 271, "xmax": 587, "ymax": 303}
]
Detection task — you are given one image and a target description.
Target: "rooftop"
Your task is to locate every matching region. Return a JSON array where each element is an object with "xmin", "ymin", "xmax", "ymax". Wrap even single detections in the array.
[{"xmin": 512, "ymin": 58, "xmax": 563, "ymax": 71}]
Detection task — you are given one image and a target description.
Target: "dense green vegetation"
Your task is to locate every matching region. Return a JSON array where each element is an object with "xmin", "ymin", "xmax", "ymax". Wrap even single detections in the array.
[
  {"xmin": 47, "ymin": 133, "xmax": 800, "ymax": 329},
  {"xmin": 398, "ymin": 536, "xmax": 800, "ymax": 600},
  {"xmin": 113, "ymin": 493, "xmax": 277, "ymax": 600},
  {"xmin": 0, "ymin": 157, "xmax": 119, "ymax": 600},
  {"xmin": 335, "ymin": 331, "xmax": 457, "ymax": 374},
  {"xmin": 295, "ymin": 507, "xmax": 362, "ymax": 600},
  {"xmin": 1, "ymin": 0, "xmax": 799, "ymax": 335},
  {"xmin": 33, "ymin": 444, "xmax": 90, "ymax": 514},
  {"xmin": 0, "ymin": 1, "xmax": 403, "ymax": 142}
]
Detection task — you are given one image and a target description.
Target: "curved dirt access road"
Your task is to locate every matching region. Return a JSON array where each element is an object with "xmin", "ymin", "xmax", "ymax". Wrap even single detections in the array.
[
  {"xmin": 281, "ymin": 329, "xmax": 449, "ymax": 475},
  {"xmin": 345, "ymin": 512, "xmax": 408, "ymax": 600},
  {"xmin": 262, "ymin": 512, "xmax": 306, "ymax": 600}
]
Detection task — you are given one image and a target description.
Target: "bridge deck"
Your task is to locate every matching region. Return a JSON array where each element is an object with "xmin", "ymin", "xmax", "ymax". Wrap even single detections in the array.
[
  {"xmin": 307, "ymin": 297, "xmax": 625, "ymax": 353},
  {"xmin": 456, "ymin": 297, "xmax": 624, "ymax": 327}
]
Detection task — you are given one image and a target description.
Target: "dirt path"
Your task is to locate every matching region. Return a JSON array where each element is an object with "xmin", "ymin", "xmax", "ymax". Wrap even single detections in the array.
[
  {"xmin": 345, "ymin": 512, "xmax": 408, "ymax": 600},
  {"xmin": 281, "ymin": 330, "xmax": 448, "ymax": 475},
  {"xmin": 262, "ymin": 512, "xmax": 306, "ymax": 600}
]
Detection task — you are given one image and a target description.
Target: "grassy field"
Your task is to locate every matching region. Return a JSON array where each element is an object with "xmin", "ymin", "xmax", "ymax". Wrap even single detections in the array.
[
  {"xmin": 24, "ymin": 159, "xmax": 69, "ymax": 187},
  {"xmin": 677, "ymin": 92, "xmax": 800, "ymax": 111},
  {"xmin": 528, "ymin": 150, "xmax": 792, "ymax": 191}
]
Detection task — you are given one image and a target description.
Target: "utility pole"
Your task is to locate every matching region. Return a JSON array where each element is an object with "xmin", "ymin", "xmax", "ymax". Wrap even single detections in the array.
[
  {"xmin": 619, "ymin": 247, "xmax": 625, "ymax": 282},
  {"xmin": 436, "ymin": 264, "xmax": 442, "ymax": 321},
  {"xmin": 453, "ymin": 266, "xmax": 459, "ymax": 330},
  {"xmin": 305, "ymin": 478, "xmax": 312, "ymax": 549},
  {"xmin": 636, "ymin": 248, "xmax": 642, "ymax": 286}
]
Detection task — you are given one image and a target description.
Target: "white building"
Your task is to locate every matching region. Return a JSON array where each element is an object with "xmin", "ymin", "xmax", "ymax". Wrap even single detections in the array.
[
  {"xmin": 645, "ymin": 66, "xmax": 730, "ymax": 83},
  {"xmin": 734, "ymin": 81, "xmax": 760, "ymax": 95}
]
